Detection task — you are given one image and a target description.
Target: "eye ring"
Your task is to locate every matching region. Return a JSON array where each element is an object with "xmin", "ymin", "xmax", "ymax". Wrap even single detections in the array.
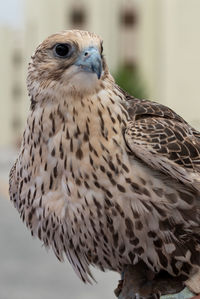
[{"xmin": 53, "ymin": 43, "xmax": 72, "ymax": 58}]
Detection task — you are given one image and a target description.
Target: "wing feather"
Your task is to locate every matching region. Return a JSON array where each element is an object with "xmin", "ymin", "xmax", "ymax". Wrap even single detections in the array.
[{"xmin": 121, "ymin": 93, "xmax": 200, "ymax": 190}]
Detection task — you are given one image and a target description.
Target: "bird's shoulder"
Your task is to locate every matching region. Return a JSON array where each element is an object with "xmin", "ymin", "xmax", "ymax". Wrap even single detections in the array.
[
  {"xmin": 118, "ymin": 86, "xmax": 186, "ymax": 124},
  {"xmin": 117, "ymin": 86, "xmax": 200, "ymax": 190}
]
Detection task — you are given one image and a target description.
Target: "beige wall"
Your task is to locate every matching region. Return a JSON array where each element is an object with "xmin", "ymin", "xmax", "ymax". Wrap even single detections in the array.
[
  {"xmin": 0, "ymin": 27, "xmax": 24, "ymax": 146},
  {"xmin": 139, "ymin": 0, "xmax": 200, "ymax": 128},
  {"xmin": 0, "ymin": 27, "xmax": 13, "ymax": 146}
]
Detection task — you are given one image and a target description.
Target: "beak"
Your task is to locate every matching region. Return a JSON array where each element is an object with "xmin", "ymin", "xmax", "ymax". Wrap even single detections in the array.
[{"xmin": 75, "ymin": 47, "xmax": 102, "ymax": 79}]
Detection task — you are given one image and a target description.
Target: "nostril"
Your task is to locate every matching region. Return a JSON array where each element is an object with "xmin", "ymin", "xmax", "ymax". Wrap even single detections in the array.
[{"xmin": 84, "ymin": 51, "xmax": 89, "ymax": 57}]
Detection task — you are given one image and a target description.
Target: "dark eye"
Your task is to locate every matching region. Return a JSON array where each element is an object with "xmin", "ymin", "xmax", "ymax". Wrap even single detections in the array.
[{"xmin": 54, "ymin": 43, "xmax": 71, "ymax": 58}]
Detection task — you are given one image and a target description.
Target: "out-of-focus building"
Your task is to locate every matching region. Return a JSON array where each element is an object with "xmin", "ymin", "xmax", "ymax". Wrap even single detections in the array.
[
  {"xmin": 139, "ymin": 0, "xmax": 200, "ymax": 128},
  {"xmin": 1, "ymin": 0, "xmax": 200, "ymax": 148},
  {"xmin": 0, "ymin": 27, "xmax": 26, "ymax": 147},
  {"xmin": 24, "ymin": 0, "xmax": 140, "ymax": 72}
]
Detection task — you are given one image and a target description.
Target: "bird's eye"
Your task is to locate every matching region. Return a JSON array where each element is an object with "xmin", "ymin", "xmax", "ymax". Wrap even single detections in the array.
[{"xmin": 54, "ymin": 43, "xmax": 72, "ymax": 58}]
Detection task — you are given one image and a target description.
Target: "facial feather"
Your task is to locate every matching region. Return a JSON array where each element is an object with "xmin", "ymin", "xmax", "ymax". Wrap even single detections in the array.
[{"xmin": 27, "ymin": 30, "xmax": 109, "ymax": 100}]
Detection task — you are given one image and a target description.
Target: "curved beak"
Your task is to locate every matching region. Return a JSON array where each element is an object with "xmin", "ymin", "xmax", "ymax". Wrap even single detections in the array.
[{"xmin": 75, "ymin": 47, "xmax": 102, "ymax": 79}]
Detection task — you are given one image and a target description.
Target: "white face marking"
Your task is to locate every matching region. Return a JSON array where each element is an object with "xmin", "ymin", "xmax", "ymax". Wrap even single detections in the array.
[{"xmin": 61, "ymin": 65, "xmax": 102, "ymax": 95}]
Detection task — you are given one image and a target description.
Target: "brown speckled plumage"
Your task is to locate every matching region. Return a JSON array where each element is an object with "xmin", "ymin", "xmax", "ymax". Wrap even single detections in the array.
[{"xmin": 9, "ymin": 30, "xmax": 200, "ymax": 297}]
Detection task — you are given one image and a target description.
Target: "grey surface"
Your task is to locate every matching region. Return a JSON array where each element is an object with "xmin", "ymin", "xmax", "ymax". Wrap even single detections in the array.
[{"xmin": 0, "ymin": 195, "xmax": 118, "ymax": 299}]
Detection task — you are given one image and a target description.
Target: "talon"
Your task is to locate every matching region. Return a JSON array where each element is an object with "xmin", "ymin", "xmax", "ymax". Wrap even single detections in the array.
[{"xmin": 114, "ymin": 279, "xmax": 124, "ymax": 297}]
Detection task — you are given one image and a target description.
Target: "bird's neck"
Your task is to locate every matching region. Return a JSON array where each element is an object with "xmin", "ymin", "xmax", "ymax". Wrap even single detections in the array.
[{"xmin": 28, "ymin": 83, "xmax": 128, "ymax": 142}]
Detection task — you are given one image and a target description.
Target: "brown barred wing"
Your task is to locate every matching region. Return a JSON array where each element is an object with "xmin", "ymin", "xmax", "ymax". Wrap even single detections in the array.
[{"xmin": 124, "ymin": 116, "xmax": 200, "ymax": 190}]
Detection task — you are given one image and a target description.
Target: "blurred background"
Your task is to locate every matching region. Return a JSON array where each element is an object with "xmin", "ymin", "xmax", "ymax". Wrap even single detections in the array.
[{"xmin": 0, "ymin": 0, "xmax": 200, "ymax": 298}]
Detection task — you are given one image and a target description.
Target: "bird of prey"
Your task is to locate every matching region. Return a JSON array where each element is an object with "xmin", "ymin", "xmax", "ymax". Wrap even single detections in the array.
[{"xmin": 9, "ymin": 30, "xmax": 200, "ymax": 298}]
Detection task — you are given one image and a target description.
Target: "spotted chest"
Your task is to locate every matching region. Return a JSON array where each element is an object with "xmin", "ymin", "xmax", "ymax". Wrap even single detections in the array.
[
  {"xmin": 14, "ymin": 90, "xmax": 137, "ymax": 266},
  {"xmin": 42, "ymin": 91, "xmax": 130, "ymax": 202}
]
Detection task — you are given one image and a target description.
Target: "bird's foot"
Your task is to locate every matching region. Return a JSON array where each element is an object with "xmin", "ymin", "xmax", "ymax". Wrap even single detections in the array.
[
  {"xmin": 114, "ymin": 262, "xmax": 185, "ymax": 299},
  {"xmin": 114, "ymin": 263, "xmax": 161, "ymax": 299},
  {"xmin": 114, "ymin": 279, "xmax": 124, "ymax": 297}
]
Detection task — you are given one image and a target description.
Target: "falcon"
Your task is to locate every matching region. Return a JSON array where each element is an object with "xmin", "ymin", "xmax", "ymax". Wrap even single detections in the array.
[{"xmin": 9, "ymin": 30, "xmax": 200, "ymax": 298}]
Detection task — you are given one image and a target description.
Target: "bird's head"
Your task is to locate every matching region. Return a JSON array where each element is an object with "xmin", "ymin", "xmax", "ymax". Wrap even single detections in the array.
[{"xmin": 27, "ymin": 30, "xmax": 112, "ymax": 100}]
